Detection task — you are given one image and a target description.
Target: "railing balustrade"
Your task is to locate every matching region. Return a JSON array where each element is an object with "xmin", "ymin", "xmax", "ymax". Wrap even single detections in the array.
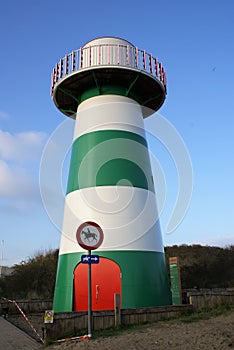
[{"xmin": 51, "ymin": 44, "xmax": 166, "ymax": 95}]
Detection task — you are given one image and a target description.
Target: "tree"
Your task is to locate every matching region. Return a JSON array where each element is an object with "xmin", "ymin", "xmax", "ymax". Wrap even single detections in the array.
[{"xmin": 0, "ymin": 249, "xmax": 58, "ymax": 300}]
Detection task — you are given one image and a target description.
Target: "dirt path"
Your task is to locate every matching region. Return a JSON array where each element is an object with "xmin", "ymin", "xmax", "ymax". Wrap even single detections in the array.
[
  {"xmin": 0, "ymin": 316, "xmax": 42, "ymax": 350},
  {"xmin": 49, "ymin": 311, "xmax": 234, "ymax": 350}
]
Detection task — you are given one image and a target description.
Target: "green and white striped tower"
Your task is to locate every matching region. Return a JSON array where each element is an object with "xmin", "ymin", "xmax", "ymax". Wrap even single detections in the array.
[{"xmin": 51, "ymin": 37, "xmax": 172, "ymax": 312}]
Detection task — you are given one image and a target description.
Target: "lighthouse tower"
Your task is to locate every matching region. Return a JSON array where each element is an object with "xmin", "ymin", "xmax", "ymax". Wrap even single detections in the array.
[{"xmin": 51, "ymin": 37, "xmax": 171, "ymax": 312}]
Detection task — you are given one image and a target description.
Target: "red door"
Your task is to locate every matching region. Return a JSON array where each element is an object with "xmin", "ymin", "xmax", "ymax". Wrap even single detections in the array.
[{"xmin": 73, "ymin": 257, "xmax": 121, "ymax": 311}]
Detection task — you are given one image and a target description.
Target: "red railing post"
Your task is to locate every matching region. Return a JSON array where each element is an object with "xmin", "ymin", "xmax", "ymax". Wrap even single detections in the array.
[
  {"xmin": 89, "ymin": 46, "xmax": 91, "ymax": 66},
  {"xmin": 135, "ymin": 47, "xmax": 138, "ymax": 68},
  {"xmin": 59, "ymin": 59, "xmax": 63, "ymax": 78},
  {"xmin": 155, "ymin": 58, "xmax": 158, "ymax": 77},
  {"xmin": 108, "ymin": 44, "xmax": 110, "ymax": 64},
  {"xmin": 65, "ymin": 54, "xmax": 68, "ymax": 74},
  {"xmin": 50, "ymin": 68, "xmax": 55, "ymax": 95},
  {"xmin": 127, "ymin": 45, "xmax": 130, "ymax": 65},
  {"xmin": 162, "ymin": 67, "xmax": 166, "ymax": 86},
  {"xmin": 56, "ymin": 63, "xmax": 59, "ymax": 81},
  {"xmin": 71, "ymin": 50, "xmax": 75, "ymax": 71},
  {"xmin": 150, "ymin": 54, "xmax": 153, "ymax": 73},
  {"xmin": 79, "ymin": 47, "xmax": 83, "ymax": 68},
  {"xmin": 143, "ymin": 50, "xmax": 146, "ymax": 70},
  {"xmin": 159, "ymin": 62, "xmax": 162, "ymax": 82},
  {"xmin": 98, "ymin": 45, "xmax": 101, "ymax": 65}
]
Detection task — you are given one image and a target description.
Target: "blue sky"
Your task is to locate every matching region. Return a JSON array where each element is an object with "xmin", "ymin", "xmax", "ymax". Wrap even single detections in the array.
[{"xmin": 0, "ymin": 0, "xmax": 233, "ymax": 265}]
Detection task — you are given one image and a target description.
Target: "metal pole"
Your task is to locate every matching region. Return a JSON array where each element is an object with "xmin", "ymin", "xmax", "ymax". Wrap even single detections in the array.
[{"xmin": 88, "ymin": 249, "xmax": 92, "ymax": 336}]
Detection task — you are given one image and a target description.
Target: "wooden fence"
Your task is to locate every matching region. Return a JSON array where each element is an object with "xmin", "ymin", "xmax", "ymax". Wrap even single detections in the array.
[
  {"xmin": 187, "ymin": 290, "xmax": 234, "ymax": 310},
  {"xmin": 45, "ymin": 305, "xmax": 193, "ymax": 341},
  {"xmin": 0, "ymin": 299, "xmax": 52, "ymax": 315}
]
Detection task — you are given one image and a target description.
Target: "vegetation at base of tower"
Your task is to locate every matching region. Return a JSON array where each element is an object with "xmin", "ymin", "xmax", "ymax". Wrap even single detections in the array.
[
  {"xmin": 0, "ymin": 249, "xmax": 58, "ymax": 299},
  {"xmin": 0, "ymin": 245, "xmax": 233, "ymax": 300},
  {"xmin": 165, "ymin": 245, "xmax": 234, "ymax": 289}
]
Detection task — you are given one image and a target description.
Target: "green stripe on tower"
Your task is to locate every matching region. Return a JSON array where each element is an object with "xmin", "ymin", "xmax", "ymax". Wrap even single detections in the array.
[
  {"xmin": 53, "ymin": 251, "xmax": 171, "ymax": 312},
  {"xmin": 67, "ymin": 129, "xmax": 155, "ymax": 194}
]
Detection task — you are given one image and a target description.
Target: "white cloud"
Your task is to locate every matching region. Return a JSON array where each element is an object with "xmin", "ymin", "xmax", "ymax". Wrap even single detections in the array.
[
  {"xmin": 0, "ymin": 160, "xmax": 38, "ymax": 200},
  {"xmin": 199, "ymin": 235, "xmax": 234, "ymax": 248},
  {"xmin": 0, "ymin": 130, "xmax": 47, "ymax": 162},
  {"xmin": 0, "ymin": 129, "xmax": 48, "ymax": 212},
  {"xmin": 164, "ymin": 233, "xmax": 234, "ymax": 248}
]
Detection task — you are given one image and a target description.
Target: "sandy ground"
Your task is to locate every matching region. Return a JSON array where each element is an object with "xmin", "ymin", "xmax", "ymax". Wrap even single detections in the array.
[
  {"xmin": 48, "ymin": 311, "xmax": 234, "ymax": 350},
  {"xmin": 6, "ymin": 309, "xmax": 234, "ymax": 349}
]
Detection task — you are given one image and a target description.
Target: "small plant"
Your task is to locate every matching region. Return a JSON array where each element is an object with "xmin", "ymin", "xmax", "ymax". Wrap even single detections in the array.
[{"xmin": 178, "ymin": 304, "xmax": 232, "ymax": 323}]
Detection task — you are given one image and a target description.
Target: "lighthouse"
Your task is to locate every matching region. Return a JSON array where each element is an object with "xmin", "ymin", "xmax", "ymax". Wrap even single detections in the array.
[{"xmin": 51, "ymin": 37, "xmax": 171, "ymax": 312}]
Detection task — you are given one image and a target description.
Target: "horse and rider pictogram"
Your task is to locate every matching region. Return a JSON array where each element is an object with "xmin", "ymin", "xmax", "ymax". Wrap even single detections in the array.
[{"xmin": 81, "ymin": 228, "xmax": 98, "ymax": 243}]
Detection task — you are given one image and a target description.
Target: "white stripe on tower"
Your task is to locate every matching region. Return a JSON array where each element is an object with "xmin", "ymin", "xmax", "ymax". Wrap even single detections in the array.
[
  {"xmin": 73, "ymin": 95, "xmax": 145, "ymax": 138},
  {"xmin": 60, "ymin": 187, "xmax": 164, "ymax": 254}
]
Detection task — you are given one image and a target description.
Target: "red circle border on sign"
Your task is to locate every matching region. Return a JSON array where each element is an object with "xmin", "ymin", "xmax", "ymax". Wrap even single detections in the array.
[{"xmin": 76, "ymin": 221, "xmax": 104, "ymax": 250}]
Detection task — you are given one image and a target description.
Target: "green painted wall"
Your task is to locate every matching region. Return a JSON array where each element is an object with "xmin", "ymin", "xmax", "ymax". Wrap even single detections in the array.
[
  {"xmin": 66, "ymin": 129, "xmax": 154, "ymax": 194},
  {"xmin": 53, "ymin": 250, "xmax": 172, "ymax": 312}
]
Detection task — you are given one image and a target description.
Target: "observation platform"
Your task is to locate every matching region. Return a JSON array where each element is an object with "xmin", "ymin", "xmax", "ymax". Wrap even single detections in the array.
[{"xmin": 51, "ymin": 37, "xmax": 167, "ymax": 118}]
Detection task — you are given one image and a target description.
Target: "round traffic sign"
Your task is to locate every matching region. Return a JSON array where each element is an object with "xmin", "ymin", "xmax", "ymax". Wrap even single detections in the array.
[{"xmin": 76, "ymin": 221, "xmax": 104, "ymax": 250}]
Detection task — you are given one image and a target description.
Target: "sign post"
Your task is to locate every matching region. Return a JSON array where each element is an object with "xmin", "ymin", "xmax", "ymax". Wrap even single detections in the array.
[
  {"xmin": 76, "ymin": 221, "xmax": 104, "ymax": 337},
  {"xmin": 169, "ymin": 256, "xmax": 182, "ymax": 305},
  {"xmin": 87, "ymin": 250, "xmax": 92, "ymax": 336}
]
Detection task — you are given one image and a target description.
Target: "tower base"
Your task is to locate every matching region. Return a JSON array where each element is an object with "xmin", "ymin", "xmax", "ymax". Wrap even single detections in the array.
[{"xmin": 53, "ymin": 250, "xmax": 172, "ymax": 312}]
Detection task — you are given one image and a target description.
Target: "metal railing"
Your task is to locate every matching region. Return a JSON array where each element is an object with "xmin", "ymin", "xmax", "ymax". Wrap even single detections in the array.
[{"xmin": 51, "ymin": 44, "xmax": 166, "ymax": 95}]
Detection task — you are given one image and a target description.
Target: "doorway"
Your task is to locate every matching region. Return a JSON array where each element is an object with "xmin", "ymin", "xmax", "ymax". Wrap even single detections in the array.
[{"xmin": 73, "ymin": 257, "xmax": 121, "ymax": 311}]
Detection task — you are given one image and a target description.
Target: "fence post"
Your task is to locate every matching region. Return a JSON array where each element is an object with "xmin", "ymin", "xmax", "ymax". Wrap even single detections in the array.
[{"xmin": 114, "ymin": 293, "xmax": 121, "ymax": 327}]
